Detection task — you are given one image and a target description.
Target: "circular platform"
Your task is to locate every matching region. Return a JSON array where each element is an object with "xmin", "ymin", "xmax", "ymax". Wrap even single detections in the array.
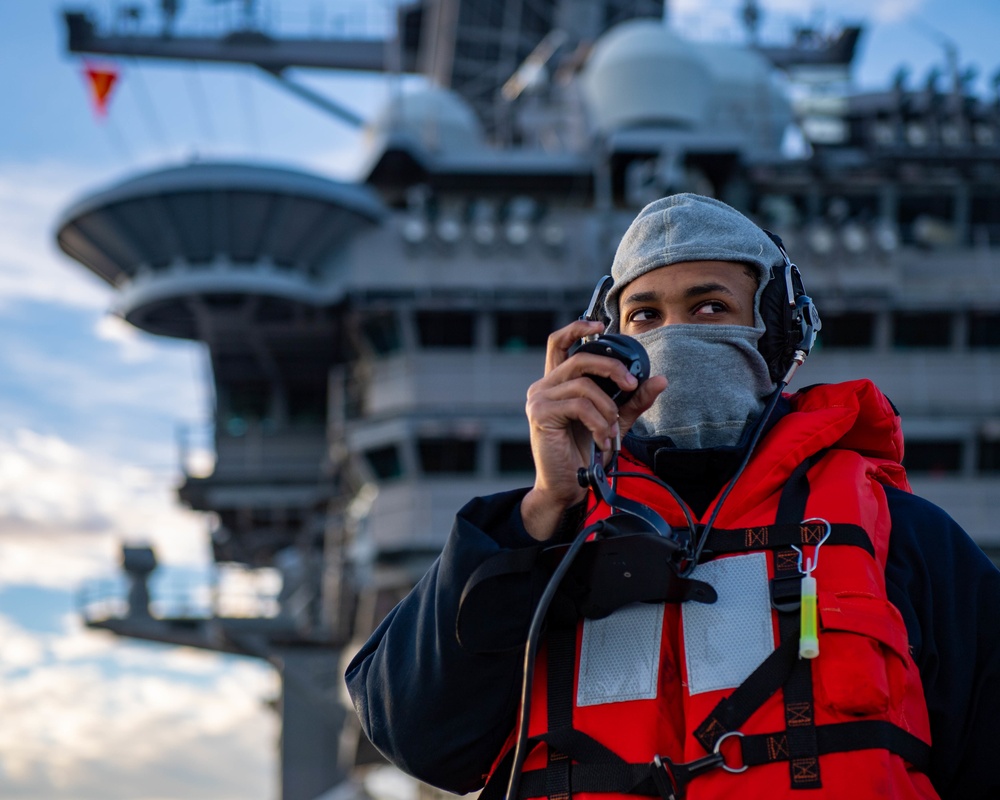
[{"xmin": 56, "ymin": 161, "xmax": 387, "ymax": 337}]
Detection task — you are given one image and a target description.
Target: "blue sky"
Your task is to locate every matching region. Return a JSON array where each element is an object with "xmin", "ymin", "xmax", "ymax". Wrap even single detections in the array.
[{"xmin": 0, "ymin": 0, "xmax": 998, "ymax": 798}]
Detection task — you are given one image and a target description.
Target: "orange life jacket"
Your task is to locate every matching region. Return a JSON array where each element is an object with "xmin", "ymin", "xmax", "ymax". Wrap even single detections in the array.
[{"xmin": 483, "ymin": 380, "xmax": 937, "ymax": 800}]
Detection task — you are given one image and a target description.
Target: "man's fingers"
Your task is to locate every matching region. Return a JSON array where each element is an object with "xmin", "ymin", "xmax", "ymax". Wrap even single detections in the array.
[
  {"xmin": 544, "ymin": 319, "xmax": 605, "ymax": 373},
  {"xmin": 532, "ymin": 396, "xmax": 620, "ymax": 452},
  {"xmin": 618, "ymin": 374, "xmax": 667, "ymax": 430},
  {"xmin": 533, "ymin": 349, "xmax": 640, "ymax": 400}
]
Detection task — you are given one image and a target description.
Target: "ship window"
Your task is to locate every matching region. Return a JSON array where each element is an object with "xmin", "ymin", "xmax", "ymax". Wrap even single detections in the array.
[
  {"xmin": 226, "ymin": 382, "xmax": 270, "ymax": 421},
  {"xmin": 362, "ymin": 312, "xmax": 402, "ymax": 355},
  {"xmin": 495, "ymin": 311, "xmax": 554, "ymax": 350},
  {"xmin": 416, "ymin": 311, "xmax": 475, "ymax": 348},
  {"xmin": 287, "ymin": 383, "xmax": 326, "ymax": 425},
  {"xmin": 364, "ymin": 445, "xmax": 403, "ymax": 480},
  {"xmin": 255, "ymin": 298, "xmax": 296, "ymax": 323},
  {"xmin": 970, "ymin": 194, "xmax": 1000, "ymax": 247},
  {"xmin": 968, "ymin": 312, "xmax": 1000, "ymax": 349},
  {"xmin": 818, "ymin": 312, "xmax": 875, "ymax": 348},
  {"xmin": 903, "ymin": 440, "xmax": 963, "ymax": 474},
  {"xmin": 892, "ymin": 312, "xmax": 952, "ymax": 349},
  {"xmin": 498, "ymin": 441, "xmax": 535, "ymax": 474},
  {"xmin": 418, "ymin": 438, "xmax": 478, "ymax": 474},
  {"xmin": 978, "ymin": 437, "xmax": 1000, "ymax": 473},
  {"xmin": 203, "ymin": 293, "xmax": 246, "ymax": 310}
]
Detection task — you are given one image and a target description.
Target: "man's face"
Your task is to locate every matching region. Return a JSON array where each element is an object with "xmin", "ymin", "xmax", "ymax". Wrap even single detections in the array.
[{"xmin": 618, "ymin": 260, "xmax": 758, "ymax": 335}]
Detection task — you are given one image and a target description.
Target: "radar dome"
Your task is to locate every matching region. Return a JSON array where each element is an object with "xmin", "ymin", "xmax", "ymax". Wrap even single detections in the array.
[
  {"xmin": 367, "ymin": 85, "xmax": 485, "ymax": 154},
  {"xmin": 581, "ymin": 20, "xmax": 712, "ymax": 133},
  {"xmin": 697, "ymin": 43, "xmax": 792, "ymax": 153}
]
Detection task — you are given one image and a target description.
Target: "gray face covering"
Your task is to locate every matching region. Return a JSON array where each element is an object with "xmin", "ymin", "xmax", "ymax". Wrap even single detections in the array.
[{"xmin": 630, "ymin": 324, "xmax": 776, "ymax": 449}]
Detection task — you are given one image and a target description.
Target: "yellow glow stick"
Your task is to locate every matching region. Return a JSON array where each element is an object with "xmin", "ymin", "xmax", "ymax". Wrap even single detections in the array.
[
  {"xmin": 792, "ymin": 518, "xmax": 830, "ymax": 660},
  {"xmin": 799, "ymin": 575, "xmax": 819, "ymax": 659}
]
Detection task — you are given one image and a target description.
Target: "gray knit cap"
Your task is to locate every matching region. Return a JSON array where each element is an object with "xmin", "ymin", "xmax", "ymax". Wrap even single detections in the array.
[{"xmin": 606, "ymin": 194, "xmax": 784, "ymax": 330}]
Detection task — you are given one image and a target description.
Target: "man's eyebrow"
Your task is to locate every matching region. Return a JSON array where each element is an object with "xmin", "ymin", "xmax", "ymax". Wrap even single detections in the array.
[
  {"xmin": 683, "ymin": 282, "xmax": 736, "ymax": 299},
  {"xmin": 620, "ymin": 283, "xmax": 736, "ymax": 306},
  {"xmin": 620, "ymin": 290, "xmax": 659, "ymax": 306}
]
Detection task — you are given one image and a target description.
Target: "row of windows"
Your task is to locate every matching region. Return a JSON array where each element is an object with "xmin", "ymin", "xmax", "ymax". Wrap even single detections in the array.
[
  {"xmin": 361, "ymin": 310, "xmax": 556, "ymax": 354},
  {"xmin": 363, "ymin": 436, "xmax": 1000, "ymax": 480},
  {"xmin": 221, "ymin": 380, "xmax": 328, "ymax": 432},
  {"xmin": 816, "ymin": 311, "xmax": 1000, "ymax": 350},
  {"xmin": 363, "ymin": 439, "xmax": 534, "ymax": 480},
  {"xmin": 361, "ymin": 308, "xmax": 1000, "ymax": 355},
  {"xmin": 903, "ymin": 438, "xmax": 1000, "ymax": 475}
]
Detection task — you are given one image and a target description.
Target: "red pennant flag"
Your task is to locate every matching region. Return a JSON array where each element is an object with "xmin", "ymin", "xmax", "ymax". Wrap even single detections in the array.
[{"xmin": 83, "ymin": 63, "xmax": 120, "ymax": 117}]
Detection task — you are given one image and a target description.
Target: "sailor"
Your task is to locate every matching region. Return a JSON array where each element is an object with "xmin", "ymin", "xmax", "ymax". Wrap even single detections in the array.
[{"xmin": 346, "ymin": 194, "xmax": 1000, "ymax": 799}]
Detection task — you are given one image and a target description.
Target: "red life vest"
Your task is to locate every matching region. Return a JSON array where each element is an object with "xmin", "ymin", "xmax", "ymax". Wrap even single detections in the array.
[{"xmin": 485, "ymin": 380, "xmax": 938, "ymax": 800}]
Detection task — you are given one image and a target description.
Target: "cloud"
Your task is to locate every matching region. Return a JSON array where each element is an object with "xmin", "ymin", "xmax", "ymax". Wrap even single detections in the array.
[
  {"xmin": 0, "ymin": 162, "xmax": 112, "ymax": 312},
  {"xmin": 0, "ymin": 427, "xmax": 210, "ymax": 590},
  {"xmin": 0, "ymin": 611, "xmax": 277, "ymax": 800}
]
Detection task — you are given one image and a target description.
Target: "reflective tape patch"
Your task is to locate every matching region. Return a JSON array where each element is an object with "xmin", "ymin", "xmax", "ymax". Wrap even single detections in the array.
[
  {"xmin": 682, "ymin": 552, "xmax": 774, "ymax": 695},
  {"xmin": 577, "ymin": 602, "xmax": 665, "ymax": 707}
]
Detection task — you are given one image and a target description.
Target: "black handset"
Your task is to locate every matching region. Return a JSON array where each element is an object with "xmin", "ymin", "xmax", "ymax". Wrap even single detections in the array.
[{"xmin": 568, "ymin": 275, "xmax": 650, "ymax": 407}]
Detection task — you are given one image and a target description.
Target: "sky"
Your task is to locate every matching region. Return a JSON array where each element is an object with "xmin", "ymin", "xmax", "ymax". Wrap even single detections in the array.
[{"xmin": 0, "ymin": 0, "xmax": 998, "ymax": 798}]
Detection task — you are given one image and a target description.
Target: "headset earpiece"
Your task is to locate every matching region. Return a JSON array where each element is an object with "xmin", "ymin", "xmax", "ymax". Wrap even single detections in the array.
[{"xmin": 758, "ymin": 231, "xmax": 821, "ymax": 383}]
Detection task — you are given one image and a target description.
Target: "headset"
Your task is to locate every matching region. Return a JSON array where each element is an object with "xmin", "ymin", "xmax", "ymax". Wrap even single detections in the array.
[{"xmin": 757, "ymin": 230, "xmax": 822, "ymax": 384}]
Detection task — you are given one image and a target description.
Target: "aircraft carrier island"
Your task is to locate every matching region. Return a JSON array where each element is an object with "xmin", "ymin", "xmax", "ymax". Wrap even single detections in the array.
[{"xmin": 56, "ymin": 1, "xmax": 1000, "ymax": 798}]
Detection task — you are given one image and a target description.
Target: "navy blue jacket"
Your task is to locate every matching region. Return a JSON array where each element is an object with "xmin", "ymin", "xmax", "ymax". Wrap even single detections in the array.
[{"xmin": 346, "ymin": 476, "xmax": 1000, "ymax": 799}]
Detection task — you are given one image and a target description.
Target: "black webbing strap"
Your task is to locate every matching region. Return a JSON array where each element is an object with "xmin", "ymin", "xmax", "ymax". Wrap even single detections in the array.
[
  {"xmin": 698, "ymin": 522, "xmax": 873, "ymax": 560},
  {"xmin": 739, "ymin": 720, "xmax": 932, "ymax": 775},
  {"xmin": 773, "ymin": 547, "xmax": 820, "ymax": 790},
  {"xmin": 693, "ymin": 634, "xmax": 799, "ymax": 751},
  {"xmin": 518, "ymin": 763, "xmax": 657, "ymax": 799},
  {"xmin": 482, "ymin": 728, "xmax": 640, "ymax": 800},
  {"xmin": 773, "ymin": 453, "xmax": 822, "ymax": 789},
  {"xmin": 695, "ymin": 454, "xmax": 826, "ymax": 788},
  {"xmin": 486, "ymin": 719, "xmax": 931, "ymax": 800},
  {"xmin": 545, "ymin": 625, "xmax": 577, "ymax": 800}
]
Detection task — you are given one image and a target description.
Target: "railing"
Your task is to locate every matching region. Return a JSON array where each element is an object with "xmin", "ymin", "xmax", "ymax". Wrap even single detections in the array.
[{"xmin": 77, "ymin": 567, "xmax": 281, "ymax": 624}]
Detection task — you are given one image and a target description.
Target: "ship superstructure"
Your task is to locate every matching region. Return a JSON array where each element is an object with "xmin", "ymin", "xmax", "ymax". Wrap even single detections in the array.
[{"xmin": 56, "ymin": 2, "xmax": 1000, "ymax": 799}]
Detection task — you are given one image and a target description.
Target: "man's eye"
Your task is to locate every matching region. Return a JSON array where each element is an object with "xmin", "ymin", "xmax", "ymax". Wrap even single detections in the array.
[
  {"xmin": 694, "ymin": 301, "xmax": 728, "ymax": 315},
  {"xmin": 627, "ymin": 309, "xmax": 657, "ymax": 323}
]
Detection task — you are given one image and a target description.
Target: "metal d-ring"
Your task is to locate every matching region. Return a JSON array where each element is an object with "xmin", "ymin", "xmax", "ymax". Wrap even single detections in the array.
[{"xmin": 713, "ymin": 731, "xmax": 748, "ymax": 774}]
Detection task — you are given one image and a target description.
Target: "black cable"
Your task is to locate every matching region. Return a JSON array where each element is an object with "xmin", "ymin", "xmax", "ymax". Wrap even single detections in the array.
[
  {"xmin": 505, "ymin": 517, "xmax": 607, "ymax": 800},
  {"xmin": 681, "ymin": 381, "xmax": 788, "ymax": 576},
  {"xmin": 605, "ymin": 469, "xmax": 698, "ymax": 542}
]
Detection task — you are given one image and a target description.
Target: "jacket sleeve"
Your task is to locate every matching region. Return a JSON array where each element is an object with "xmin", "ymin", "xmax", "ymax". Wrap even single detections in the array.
[
  {"xmin": 344, "ymin": 488, "xmax": 542, "ymax": 794},
  {"xmin": 883, "ymin": 487, "xmax": 1000, "ymax": 800}
]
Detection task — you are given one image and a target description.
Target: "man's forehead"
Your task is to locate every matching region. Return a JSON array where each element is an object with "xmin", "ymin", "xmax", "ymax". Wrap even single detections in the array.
[{"xmin": 620, "ymin": 260, "xmax": 758, "ymax": 297}]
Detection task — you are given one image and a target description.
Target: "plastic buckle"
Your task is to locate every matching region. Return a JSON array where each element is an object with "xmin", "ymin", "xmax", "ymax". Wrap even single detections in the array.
[
  {"xmin": 651, "ymin": 752, "xmax": 724, "ymax": 800},
  {"xmin": 770, "ymin": 573, "xmax": 803, "ymax": 613}
]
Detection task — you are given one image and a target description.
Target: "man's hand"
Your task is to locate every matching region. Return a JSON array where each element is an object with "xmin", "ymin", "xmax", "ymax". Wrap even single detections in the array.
[{"xmin": 520, "ymin": 320, "xmax": 667, "ymax": 541}]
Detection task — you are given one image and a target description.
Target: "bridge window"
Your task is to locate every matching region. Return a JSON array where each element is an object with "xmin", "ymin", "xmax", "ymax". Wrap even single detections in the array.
[
  {"xmin": 977, "ymin": 433, "xmax": 1000, "ymax": 473},
  {"xmin": 416, "ymin": 311, "xmax": 475, "ymax": 348},
  {"xmin": 287, "ymin": 383, "xmax": 327, "ymax": 426},
  {"xmin": 892, "ymin": 312, "xmax": 952, "ymax": 349},
  {"xmin": 364, "ymin": 445, "xmax": 403, "ymax": 480},
  {"xmin": 225, "ymin": 381, "xmax": 270, "ymax": 423},
  {"xmin": 361, "ymin": 311, "xmax": 402, "ymax": 355},
  {"xmin": 903, "ymin": 440, "xmax": 963, "ymax": 474},
  {"xmin": 968, "ymin": 312, "xmax": 1000, "ymax": 349},
  {"xmin": 818, "ymin": 312, "xmax": 876, "ymax": 349},
  {"xmin": 498, "ymin": 441, "xmax": 535, "ymax": 474},
  {"xmin": 418, "ymin": 438, "xmax": 478, "ymax": 474},
  {"xmin": 495, "ymin": 311, "xmax": 554, "ymax": 350}
]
